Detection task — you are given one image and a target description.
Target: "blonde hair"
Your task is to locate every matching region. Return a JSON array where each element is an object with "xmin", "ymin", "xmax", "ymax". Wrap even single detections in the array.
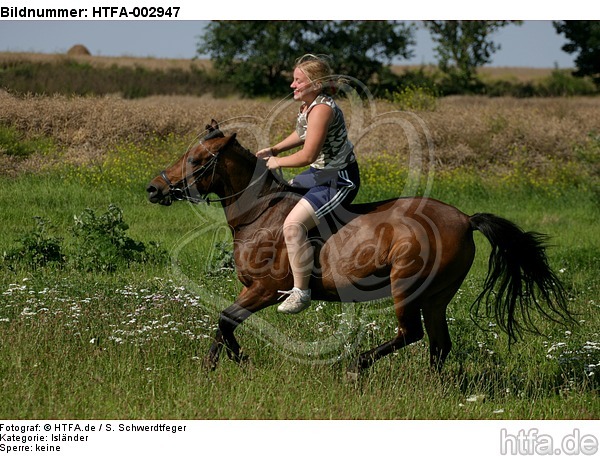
[
  {"xmin": 295, "ymin": 54, "xmax": 341, "ymax": 95},
  {"xmin": 295, "ymin": 54, "xmax": 333, "ymax": 83}
]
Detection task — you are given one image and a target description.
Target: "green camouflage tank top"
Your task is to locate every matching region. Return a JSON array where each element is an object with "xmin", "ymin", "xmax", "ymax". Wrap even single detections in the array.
[{"xmin": 296, "ymin": 95, "xmax": 355, "ymax": 170}]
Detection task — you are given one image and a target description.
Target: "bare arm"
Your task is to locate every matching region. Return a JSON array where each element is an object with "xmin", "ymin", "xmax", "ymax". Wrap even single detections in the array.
[
  {"xmin": 256, "ymin": 131, "xmax": 303, "ymax": 159},
  {"xmin": 267, "ymin": 104, "xmax": 333, "ymax": 169}
]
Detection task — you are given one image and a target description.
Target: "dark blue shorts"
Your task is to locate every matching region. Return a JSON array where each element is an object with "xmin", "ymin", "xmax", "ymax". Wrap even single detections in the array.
[{"xmin": 289, "ymin": 160, "xmax": 360, "ymax": 219}]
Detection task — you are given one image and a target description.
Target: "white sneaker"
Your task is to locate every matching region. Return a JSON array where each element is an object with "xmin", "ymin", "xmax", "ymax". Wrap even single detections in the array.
[{"xmin": 277, "ymin": 288, "xmax": 311, "ymax": 314}]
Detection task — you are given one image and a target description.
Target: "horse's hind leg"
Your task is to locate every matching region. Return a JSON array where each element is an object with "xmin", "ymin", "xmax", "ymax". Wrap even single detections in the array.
[
  {"xmin": 421, "ymin": 277, "xmax": 466, "ymax": 372},
  {"xmin": 347, "ymin": 295, "xmax": 424, "ymax": 380},
  {"xmin": 422, "ymin": 304, "xmax": 452, "ymax": 372}
]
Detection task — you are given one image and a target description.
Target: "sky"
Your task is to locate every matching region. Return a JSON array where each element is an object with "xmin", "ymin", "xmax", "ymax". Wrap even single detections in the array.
[{"xmin": 0, "ymin": 20, "xmax": 578, "ymax": 68}]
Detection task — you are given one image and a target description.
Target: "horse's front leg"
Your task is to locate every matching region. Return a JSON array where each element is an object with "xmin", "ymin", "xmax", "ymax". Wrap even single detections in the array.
[
  {"xmin": 205, "ymin": 329, "xmax": 225, "ymax": 371},
  {"xmin": 219, "ymin": 302, "xmax": 252, "ymax": 363},
  {"xmin": 204, "ymin": 302, "xmax": 252, "ymax": 370},
  {"xmin": 207, "ymin": 280, "xmax": 283, "ymax": 369}
]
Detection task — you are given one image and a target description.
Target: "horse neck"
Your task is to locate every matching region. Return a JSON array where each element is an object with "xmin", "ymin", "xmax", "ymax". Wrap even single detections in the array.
[{"xmin": 217, "ymin": 146, "xmax": 293, "ymax": 229}]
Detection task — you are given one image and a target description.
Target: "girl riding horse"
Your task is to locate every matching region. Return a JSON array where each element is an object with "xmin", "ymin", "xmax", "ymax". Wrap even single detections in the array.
[{"xmin": 256, "ymin": 54, "xmax": 360, "ymax": 314}]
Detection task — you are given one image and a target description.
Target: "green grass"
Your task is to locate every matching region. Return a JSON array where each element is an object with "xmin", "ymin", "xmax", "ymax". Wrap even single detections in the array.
[
  {"xmin": 0, "ymin": 125, "xmax": 55, "ymax": 158},
  {"xmin": 0, "ymin": 156, "xmax": 598, "ymax": 419}
]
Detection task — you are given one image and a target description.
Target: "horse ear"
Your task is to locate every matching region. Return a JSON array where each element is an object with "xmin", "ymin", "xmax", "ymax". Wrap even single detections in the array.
[{"xmin": 205, "ymin": 119, "xmax": 219, "ymax": 133}]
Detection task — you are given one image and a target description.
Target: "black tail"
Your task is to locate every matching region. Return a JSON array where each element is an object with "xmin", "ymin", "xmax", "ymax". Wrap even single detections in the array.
[{"xmin": 469, "ymin": 213, "xmax": 573, "ymax": 343}]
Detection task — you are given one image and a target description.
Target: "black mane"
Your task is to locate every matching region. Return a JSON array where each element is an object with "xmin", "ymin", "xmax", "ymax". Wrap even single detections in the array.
[
  {"xmin": 202, "ymin": 122, "xmax": 307, "ymax": 199},
  {"xmin": 203, "ymin": 128, "xmax": 225, "ymax": 141},
  {"xmin": 226, "ymin": 134, "xmax": 307, "ymax": 197}
]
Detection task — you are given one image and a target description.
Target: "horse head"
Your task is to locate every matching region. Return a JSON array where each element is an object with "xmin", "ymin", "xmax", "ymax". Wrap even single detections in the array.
[{"xmin": 146, "ymin": 120, "xmax": 238, "ymax": 206}]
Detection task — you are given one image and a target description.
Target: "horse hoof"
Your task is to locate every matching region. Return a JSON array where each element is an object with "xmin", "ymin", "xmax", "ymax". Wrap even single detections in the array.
[
  {"xmin": 238, "ymin": 350, "xmax": 249, "ymax": 363},
  {"xmin": 346, "ymin": 370, "xmax": 360, "ymax": 382},
  {"xmin": 240, "ymin": 357, "xmax": 254, "ymax": 371},
  {"xmin": 237, "ymin": 350, "xmax": 254, "ymax": 368},
  {"xmin": 202, "ymin": 356, "xmax": 218, "ymax": 371}
]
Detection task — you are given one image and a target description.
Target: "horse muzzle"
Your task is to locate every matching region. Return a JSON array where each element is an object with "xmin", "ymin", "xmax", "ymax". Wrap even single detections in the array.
[{"xmin": 146, "ymin": 181, "xmax": 173, "ymax": 206}]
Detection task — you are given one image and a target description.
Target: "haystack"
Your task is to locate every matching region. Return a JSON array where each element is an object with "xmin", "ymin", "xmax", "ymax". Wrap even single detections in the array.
[{"xmin": 67, "ymin": 44, "xmax": 91, "ymax": 56}]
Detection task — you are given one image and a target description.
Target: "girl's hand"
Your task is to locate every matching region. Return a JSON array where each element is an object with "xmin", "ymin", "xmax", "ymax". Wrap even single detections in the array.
[
  {"xmin": 256, "ymin": 147, "xmax": 273, "ymax": 159},
  {"xmin": 266, "ymin": 156, "xmax": 281, "ymax": 170}
]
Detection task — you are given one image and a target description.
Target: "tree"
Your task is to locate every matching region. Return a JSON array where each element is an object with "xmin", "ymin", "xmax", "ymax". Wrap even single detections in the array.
[
  {"xmin": 198, "ymin": 21, "xmax": 415, "ymax": 97},
  {"xmin": 553, "ymin": 21, "xmax": 600, "ymax": 84},
  {"xmin": 424, "ymin": 20, "xmax": 520, "ymax": 92}
]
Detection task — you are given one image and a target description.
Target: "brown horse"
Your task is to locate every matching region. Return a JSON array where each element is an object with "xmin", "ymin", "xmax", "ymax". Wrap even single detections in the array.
[{"xmin": 146, "ymin": 121, "xmax": 572, "ymax": 377}]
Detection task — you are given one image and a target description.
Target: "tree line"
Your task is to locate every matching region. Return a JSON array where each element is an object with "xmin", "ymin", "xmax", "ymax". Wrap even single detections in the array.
[{"xmin": 198, "ymin": 20, "xmax": 600, "ymax": 97}]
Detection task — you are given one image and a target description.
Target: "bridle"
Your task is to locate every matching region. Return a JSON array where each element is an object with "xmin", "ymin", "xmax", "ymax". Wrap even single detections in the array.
[
  {"xmin": 159, "ymin": 140, "xmax": 271, "ymax": 205},
  {"xmin": 160, "ymin": 142, "xmax": 220, "ymax": 204}
]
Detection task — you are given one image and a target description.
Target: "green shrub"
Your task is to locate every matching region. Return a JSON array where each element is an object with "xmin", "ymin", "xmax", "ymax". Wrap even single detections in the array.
[
  {"xmin": 3, "ymin": 217, "xmax": 64, "ymax": 268},
  {"xmin": 0, "ymin": 59, "xmax": 216, "ymax": 99},
  {"xmin": 575, "ymin": 131, "xmax": 600, "ymax": 166},
  {"xmin": 3, "ymin": 204, "xmax": 168, "ymax": 272},
  {"xmin": 384, "ymin": 84, "xmax": 438, "ymax": 111},
  {"xmin": 206, "ymin": 240, "xmax": 235, "ymax": 275},
  {"xmin": 64, "ymin": 137, "xmax": 187, "ymax": 190},
  {"xmin": 71, "ymin": 204, "xmax": 167, "ymax": 272},
  {"xmin": 536, "ymin": 69, "xmax": 597, "ymax": 96},
  {"xmin": 484, "ymin": 70, "xmax": 598, "ymax": 97}
]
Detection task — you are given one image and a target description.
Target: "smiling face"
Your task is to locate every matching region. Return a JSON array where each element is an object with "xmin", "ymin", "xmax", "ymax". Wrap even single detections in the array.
[{"xmin": 291, "ymin": 67, "xmax": 317, "ymax": 103}]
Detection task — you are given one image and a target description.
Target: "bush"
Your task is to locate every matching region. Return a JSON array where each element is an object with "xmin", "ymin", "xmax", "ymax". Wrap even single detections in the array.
[
  {"xmin": 384, "ymin": 84, "xmax": 438, "ymax": 111},
  {"xmin": 483, "ymin": 69, "xmax": 598, "ymax": 98},
  {"xmin": 3, "ymin": 217, "xmax": 64, "ymax": 268},
  {"xmin": 535, "ymin": 69, "xmax": 598, "ymax": 97},
  {"xmin": 206, "ymin": 240, "xmax": 235, "ymax": 275},
  {"xmin": 71, "ymin": 204, "xmax": 167, "ymax": 272},
  {"xmin": 2, "ymin": 205, "xmax": 167, "ymax": 272}
]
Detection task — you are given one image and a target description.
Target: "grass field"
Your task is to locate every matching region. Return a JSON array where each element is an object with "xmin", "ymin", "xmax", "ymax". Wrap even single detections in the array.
[{"xmin": 0, "ymin": 82, "xmax": 598, "ymax": 420}]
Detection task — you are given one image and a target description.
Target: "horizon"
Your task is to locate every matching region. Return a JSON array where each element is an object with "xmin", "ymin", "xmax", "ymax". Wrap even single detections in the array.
[{"xmin": 0, "ymin": 20, "xmax": 577, "ymax": 69}]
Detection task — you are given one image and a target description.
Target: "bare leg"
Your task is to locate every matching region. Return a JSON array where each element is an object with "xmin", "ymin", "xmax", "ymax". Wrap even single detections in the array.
[
  {"xmin": 283, "ymin": 199, "xmax": 319, "ymax": 290},
  {"xmin": 278, "ymin": 199, "xmax": 319, "ymax": 313}
]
